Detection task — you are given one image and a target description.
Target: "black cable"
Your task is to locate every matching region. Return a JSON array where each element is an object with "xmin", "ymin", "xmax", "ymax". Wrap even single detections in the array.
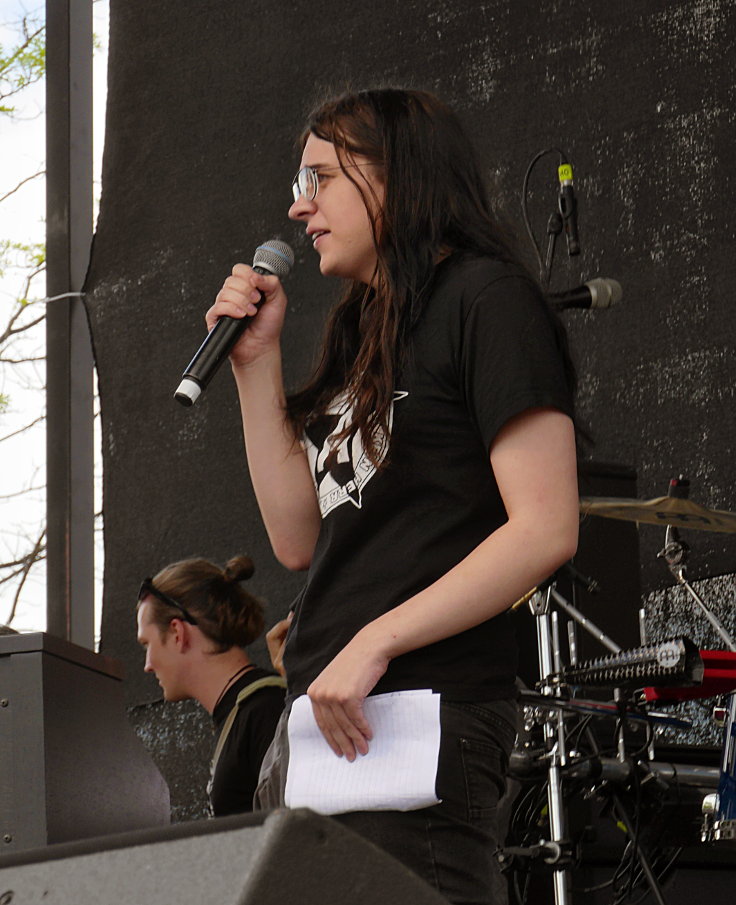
[
  {"xmin": 610, "ymin": 791, "xmax": 668, "ymax": 905},
  {"xmin": 628, "ymin": 847, "xmax": 682, "ymax": 905},
  {"xmin": 577, "ymin": 876, "xmax": 615, "ymax": 894},
  {"xmin": 513, "ymin": 866, "xmax": 531, "ymax": 905},
  {"xmin": 520, "ymin": 147, "xmax": 568, "ymax": 283},
  {"xmin": 628, "ymin": 766, "xmax": 643, "ymax": 899},
  {"xmin": 565, "ymin": 713, "xmax": 594, "ymax": 751},
  {"xmin": 627, "ymin": 718, "xmax": 654, "ymax": 761}
]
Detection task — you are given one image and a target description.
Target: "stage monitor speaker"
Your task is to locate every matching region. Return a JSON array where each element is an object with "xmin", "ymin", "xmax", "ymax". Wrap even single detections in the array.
[
  {"xmin": 0, "ymin": 632, "xmax": 170, "ymax": 853},
  {"xmin": 0, "ymin": 808, "xmax": 449, "ymax": 904}
]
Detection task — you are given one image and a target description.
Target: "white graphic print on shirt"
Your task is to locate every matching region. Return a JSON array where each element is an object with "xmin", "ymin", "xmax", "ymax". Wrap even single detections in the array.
[{"xmin": 303, "ymin": 390, "xmax": 407, "ymax": 517}]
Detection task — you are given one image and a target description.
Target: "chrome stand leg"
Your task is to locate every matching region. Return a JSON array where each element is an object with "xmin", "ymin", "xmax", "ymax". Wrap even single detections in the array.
[{"xmin": 532, "ymin": 588, "xmax": 571, "ymax": 905}]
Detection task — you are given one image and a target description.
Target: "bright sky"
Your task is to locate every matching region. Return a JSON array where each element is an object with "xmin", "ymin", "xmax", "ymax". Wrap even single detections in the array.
[{"xmin": 0, "ymin": 0, "xmax": 108, "ymax": 635}]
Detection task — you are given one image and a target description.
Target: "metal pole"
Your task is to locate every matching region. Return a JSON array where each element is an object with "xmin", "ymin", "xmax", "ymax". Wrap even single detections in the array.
[
  {"xmin": 45, "ymin": 0, "xmax": 94, "ymax": 647},
  {"xmin": 532, "ymin": 590, "xmax": 571, "ymax": 905}
]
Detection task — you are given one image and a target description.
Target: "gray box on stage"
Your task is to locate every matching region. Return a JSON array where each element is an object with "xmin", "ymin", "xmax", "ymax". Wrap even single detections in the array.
[{"xmin": 0, "ymin": 632, "xmax": 170, "ymax": 853}]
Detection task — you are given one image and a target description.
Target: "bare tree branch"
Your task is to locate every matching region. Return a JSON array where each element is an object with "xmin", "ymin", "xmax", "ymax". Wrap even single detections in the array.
[
  {"xmin": 0, "ymin": 482, "xmax": 44, "ymax": 501},
  {"xmin": 0, "ymin": 169, "xmax": 44, "ymax": 205},
  {"xmin": 0, "ymin": 16, "xmax": 72, "ymax": 629},
  {"xmin": 0, "ymin": 546, "xmax": 43, "ymax": 571},
  {"xmin": 0, "ymin": 23, "xmax": 44, "ymax": 77},
  {"xmin": 0, "ymin": 354, "xmax": 45, "ymax": 364},
  {"xmin": 0, "ymin": 309, "xmax": 45, "ymax": 344},
  {"xmin": 0, "ymin": 414, "xmax": 45, "ymax": 443},
  {"xmin": 20, "ymin": 262, "xmax": 46, "ymax": 303},
  {"xmin": 0, "ymin": 22, "xmax": 45, "ymax": 109},
  {"xmin": 3, "ymin": 529, "xmax": 46, "ymax": 625}
]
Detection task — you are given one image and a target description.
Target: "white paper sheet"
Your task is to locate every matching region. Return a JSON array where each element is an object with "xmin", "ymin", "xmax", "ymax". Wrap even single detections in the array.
[{"xmin": 285, "ymin": 689, "xmax": 442, "ymax": 815}]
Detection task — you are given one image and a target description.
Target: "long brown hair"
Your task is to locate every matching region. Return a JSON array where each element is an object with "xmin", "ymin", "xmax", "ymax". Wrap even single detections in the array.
[{"xmin": 286, "ymin": 88, "xmax": 560, "ymax": 464}]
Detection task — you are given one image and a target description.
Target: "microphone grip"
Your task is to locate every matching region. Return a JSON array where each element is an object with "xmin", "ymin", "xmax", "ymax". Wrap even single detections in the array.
[
  {"xmin": 174, "ymin": 315, "xmax": 249, "ymax": 406},
  {"xmin": 174, "ymin": 264, "xmax": 271, "ymax": 407}
]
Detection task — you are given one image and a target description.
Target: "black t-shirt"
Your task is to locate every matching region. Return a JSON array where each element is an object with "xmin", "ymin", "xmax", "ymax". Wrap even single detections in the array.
[
  {"xmin": 209, "ymin": 667, "xmax": 285, "ymax": 816},
  {"xmin": 283, "ymin": 254, "xmax": 574, "ymax": 701}
]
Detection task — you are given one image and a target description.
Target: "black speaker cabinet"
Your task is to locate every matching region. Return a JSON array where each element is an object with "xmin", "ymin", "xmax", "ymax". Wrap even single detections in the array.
[
  {"xmin": 0, "ymin": 632, "xmax": 170, "ymax": 853},
  {"xmin": 0, "ymin": 808, "xmax": 449, "ymax": 904}
]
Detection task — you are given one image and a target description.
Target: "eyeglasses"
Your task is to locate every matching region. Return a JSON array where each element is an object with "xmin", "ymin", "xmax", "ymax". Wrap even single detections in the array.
[
  {"xmin": 291, "ymin": 164, "xmax": 363, "ymax": 203},
  {"xmin": 138, "ymin": 577, "xmax": 199, "ymax": 625}
]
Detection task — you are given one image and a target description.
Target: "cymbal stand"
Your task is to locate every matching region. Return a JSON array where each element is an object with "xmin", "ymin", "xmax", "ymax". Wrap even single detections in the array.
[
  {"xmin": 657, "ymin": 491, "xmax": 736, "ymax": 852},
  {"xmin": 658, "ymin": 524, "xmax": 736, "ymax": 653},
  {"xmin": 657, "ymin": 478, "xmax": 735, "ymax": 652}
]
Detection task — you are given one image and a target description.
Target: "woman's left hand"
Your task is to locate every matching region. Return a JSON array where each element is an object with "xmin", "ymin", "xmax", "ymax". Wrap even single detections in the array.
[{"xmin": 306, "ymin": 632, "xmax": 389, "ymax": 761}]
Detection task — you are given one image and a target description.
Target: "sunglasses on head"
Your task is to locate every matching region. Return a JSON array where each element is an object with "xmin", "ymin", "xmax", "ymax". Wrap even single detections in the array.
[{"xmin": 138, "ymin": 577, "xmax": 198, "ymax": 625}]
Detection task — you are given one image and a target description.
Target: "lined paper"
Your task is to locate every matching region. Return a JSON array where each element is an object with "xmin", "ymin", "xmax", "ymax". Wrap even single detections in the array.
[{"xmin": 285, "ymin": 689, "xmax": 441, "ymax": 815}]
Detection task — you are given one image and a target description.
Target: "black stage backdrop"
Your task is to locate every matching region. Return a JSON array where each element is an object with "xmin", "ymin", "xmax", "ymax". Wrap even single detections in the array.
[{"xmin": 84, "ymin": 0, "xmax": 736, "ymax": 817}]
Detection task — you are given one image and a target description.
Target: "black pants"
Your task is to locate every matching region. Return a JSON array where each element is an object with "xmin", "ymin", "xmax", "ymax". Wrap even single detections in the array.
[
  {"xmin": 334, "ymin": 699, "xmax": 517, "ymax": 905},
  {"xmin": 256, "ymin": 697, "xmax": 518, "ymax": 905}
]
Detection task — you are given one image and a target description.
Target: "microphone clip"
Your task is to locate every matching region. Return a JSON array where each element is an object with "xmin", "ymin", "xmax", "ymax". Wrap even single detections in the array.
[{"xmin": 557, "ymin": 163, "xmax": 580, "ymax": 257}]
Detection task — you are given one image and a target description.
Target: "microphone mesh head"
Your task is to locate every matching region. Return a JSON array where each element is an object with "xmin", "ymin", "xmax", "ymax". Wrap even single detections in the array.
[
  {"xmin": 253, "ymin": 239, "xmax": 295, "ymax": 277},
  {"xmin": 588, "ymin": 277, "xmax": 623, "ymax": 308}
]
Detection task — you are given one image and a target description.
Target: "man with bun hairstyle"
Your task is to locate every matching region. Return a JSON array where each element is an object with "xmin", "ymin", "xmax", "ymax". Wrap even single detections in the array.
[{"xmin": 136, "ymin": 553, "xmax": 286, "ymax": 815}]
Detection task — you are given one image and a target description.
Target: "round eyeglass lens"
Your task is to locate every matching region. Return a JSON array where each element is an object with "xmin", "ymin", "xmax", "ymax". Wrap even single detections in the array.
[{"xmin": 292, "ymin": 166, "xmax": 317, "ymax": 202}]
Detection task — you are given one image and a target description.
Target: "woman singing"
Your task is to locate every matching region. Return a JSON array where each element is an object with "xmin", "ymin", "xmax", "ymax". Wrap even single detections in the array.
[{"xmin": 207, "ymin": 88, "xmax": 579, "ymax": 904}]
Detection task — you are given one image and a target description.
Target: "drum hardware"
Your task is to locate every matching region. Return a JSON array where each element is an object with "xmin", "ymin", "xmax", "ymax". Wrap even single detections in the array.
[
  {"xmin": 553, "ymin": 637, "xmax": 704, "ymax": 690},
  {"xmin": 506, "ymin": 472, "xmax": 736, "ymax": 905},
  {"xmin": 656, "ymin": 483, "xmax": 736, "ymax": 652},
  {"xmin": 504, "ymin": 580, "xmax": 685, "ymax": 905},
  {"xmin": 502, "ymin": 544, "xmax": 733, "ymax": 905},
  {"xmin": 713, "ymin": 703, "xmax": 729, "ymax": 727},
  {"xmin": 527, "ymin": 584, "xmax": 575, "ymax": 905},
  {"xmin": 581, "ymin": 476, "xmax": 736, "ymax": 854},
  {"xmin": 519, "ymin": 689, "xmax": 693, "ymax": 731},
  {"xmin": 654, "ymin": 478, "xmax": 736, "ymax": 848},
  {"xmin": 496, "ymin": 837, "xmax": 576, "ymax": 870},
  {"xmin": 579, "ymin": 494, "xmax": 736, "ymax": 534},
  {"xmin": 582, "ymin": 478, "xmax": 736, "ymax": 651},
  {"xmin": 641, "ymin": 650, "xmax": 736, "ymax": 705},
  {"xmin": 701, "ymin": 692, "xmax": 736, "ymax": 845},
  {"xmin": 510, "ymin": 747, "xmax": 718, "ymax": 788},
  {"xmin": 700, "ymin": 793, "xmax": 736, "ymax": 843}
]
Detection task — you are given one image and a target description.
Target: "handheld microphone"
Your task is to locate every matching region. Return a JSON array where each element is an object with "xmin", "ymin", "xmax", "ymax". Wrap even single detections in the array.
[
  {"xmin": 548, "ymin": 277, "xmax": 622, "ymax": 311},
  {"xmin": 174, "ymin": 239, "xmax": 294, "ymax": 407},
  {"xmin": 558, "ymin": 162, "xmax": 580, "ymax": 256}
]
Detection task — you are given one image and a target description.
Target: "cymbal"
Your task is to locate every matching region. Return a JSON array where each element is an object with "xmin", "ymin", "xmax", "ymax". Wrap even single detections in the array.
[{"xmin": 580, "ymin": 495, "xmax": 736, "ymax": 534}]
